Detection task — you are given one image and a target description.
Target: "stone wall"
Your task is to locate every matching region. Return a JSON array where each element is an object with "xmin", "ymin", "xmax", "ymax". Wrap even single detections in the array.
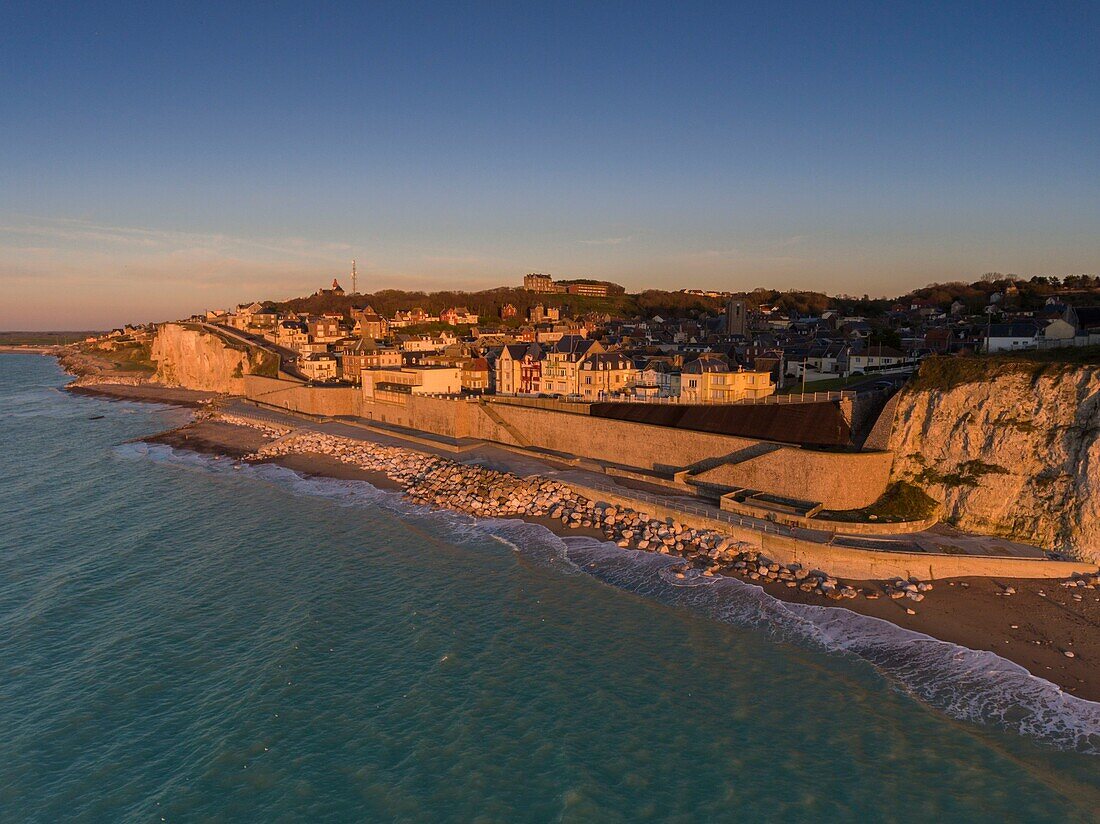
[
  {"xmin": 568, "ymin": 481, "xmax": 1095, "ymax": 580},
  {"xmin": 263, "ymin": 389, "xmax": 892, "ymax": 511},
  {"xmin": 432, "ymin": 397, "xmax": 889, "ymax": 510},
  {"xmin": 466, "ymin": 400, "xmax": 763, "ymax": 471},
  {"xmin": 243, "ymin": 375, "xmax": 362, "ymax": 417},
  {"xmin": 694, "ymin": 446, "xmax": 894, "ymax": 510}
]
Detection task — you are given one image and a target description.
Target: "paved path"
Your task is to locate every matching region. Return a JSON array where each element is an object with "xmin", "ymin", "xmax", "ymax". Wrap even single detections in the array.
[{"xmin": 225, "ymin": 399, "xmax": 1049, "ymax": 560}]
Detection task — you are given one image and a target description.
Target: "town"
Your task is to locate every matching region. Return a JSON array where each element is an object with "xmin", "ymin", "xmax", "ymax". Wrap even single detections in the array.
[
  {"xmin": 69, "ymin": 266, "xmax": 1100, "ymax": 571},
  {"xmin": 105, "ymin": 270, "xmax": 1100, "ymax": 401}
]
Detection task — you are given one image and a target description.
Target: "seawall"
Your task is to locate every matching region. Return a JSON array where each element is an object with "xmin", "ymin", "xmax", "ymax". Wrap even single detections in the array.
[{"xmin": 353, "ymin": 394, "xmax": 894, "ymax": 510}]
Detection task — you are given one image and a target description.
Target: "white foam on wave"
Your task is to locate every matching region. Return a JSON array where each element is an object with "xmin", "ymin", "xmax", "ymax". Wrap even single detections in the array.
[
  {"xmin": 128, "ymin": 441, "xmax": 1100, "ymax": 754},
  {"xmin": 561, "ymin": 537, "xmax": 1100, "ymax": 754}
]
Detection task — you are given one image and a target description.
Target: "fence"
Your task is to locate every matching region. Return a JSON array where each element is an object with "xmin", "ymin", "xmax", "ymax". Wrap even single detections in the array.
[
  {"xmin": 580, "ymin": 479, "xmax": 801, "ymax": 538},
  {"xmin": 489, "ymin": 391, "xmax": 853, "ymax": 409},
  {"xmin": 1033, "ymin": 334, "xmax": 1100, "ymax": 350}
]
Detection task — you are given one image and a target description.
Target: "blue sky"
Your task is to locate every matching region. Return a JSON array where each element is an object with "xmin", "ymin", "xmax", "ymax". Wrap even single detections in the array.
[{"xmin": 2, "ymin": 1, "xmax": 1098, "ymax": 328}]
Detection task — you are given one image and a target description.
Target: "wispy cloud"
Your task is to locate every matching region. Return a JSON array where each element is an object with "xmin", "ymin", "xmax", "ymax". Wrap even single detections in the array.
[
  {"xmin": 0, "ymin": 216, "xmax": 354, "ymax": 264},
  {"xmin": 579, "ymin": 235, "xmax": 635, "ymax": 246},
  {"xmin": 420, "ymin": 254, "xmax": 489, "ymax": 265}
]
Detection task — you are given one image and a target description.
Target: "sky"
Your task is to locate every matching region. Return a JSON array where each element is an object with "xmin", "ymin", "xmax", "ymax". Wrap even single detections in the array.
[{"xmin": 2, "ymin": 1, "xmax": 1098, "ymax": 329}]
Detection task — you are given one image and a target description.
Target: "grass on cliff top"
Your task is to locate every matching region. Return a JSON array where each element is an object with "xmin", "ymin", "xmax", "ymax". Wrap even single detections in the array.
[
  {"xmin": 909, "ymin": 346, "xmax": 1100, "ymax": 392},
  {"xmin": 86, "ymin": 341, "xmax": 156, "ymax": 373},
  {"xmin": 816, "ymin": 481, "xmax": 939, "ymax": 524},
  {"xmin": 776, "ymin": 374, "xmax": 872, "ymax": 394},
  {"xmin": 0, "ymin": 331, "xmax": 101, "ymax": 346}
]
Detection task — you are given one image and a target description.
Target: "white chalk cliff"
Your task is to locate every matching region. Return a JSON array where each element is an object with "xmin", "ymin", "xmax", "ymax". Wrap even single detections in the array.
[{"xmin": 888, "ymin": 361, "xmax": 1100, "ymax": 561}]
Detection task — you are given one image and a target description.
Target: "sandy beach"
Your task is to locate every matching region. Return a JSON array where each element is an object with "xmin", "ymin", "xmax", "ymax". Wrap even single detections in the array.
[{"xmin": 140, "ymin": 413, "xmax": 1100, "ymax": 702}]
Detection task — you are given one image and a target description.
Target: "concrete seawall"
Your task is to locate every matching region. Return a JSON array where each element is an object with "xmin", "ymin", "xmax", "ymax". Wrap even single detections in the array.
[
  {"xmin": 228, "ymin": 401, "xmax": 1098, "ymax": 581},
  {"xmin": 235, "ymin": 378, "xmax": 895, "ymax": 510},
  {"xmin": 567, "ymin": 482, "xmax": 1096, "ymax": 581}
]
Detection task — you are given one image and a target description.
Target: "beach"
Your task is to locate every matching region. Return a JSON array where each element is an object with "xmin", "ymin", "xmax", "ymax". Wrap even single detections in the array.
[{"xmin": 133, "ymin": 403, "xmax": 1100, "ymax": 702}]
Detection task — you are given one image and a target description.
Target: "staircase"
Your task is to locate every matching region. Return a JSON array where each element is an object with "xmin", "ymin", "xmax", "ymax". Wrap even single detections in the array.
[
  {"xmin": 479, "ymin": 401, "xmax": 532, "ymax": 448},
  {"xmin": 673, "ymin": 442, "xmax": 784, "ymax": 494}
]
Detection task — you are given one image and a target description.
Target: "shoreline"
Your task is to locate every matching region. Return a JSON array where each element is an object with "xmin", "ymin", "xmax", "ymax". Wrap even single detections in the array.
[
  {"xmin": 139, "ymin": 412, "xmax": 1100, "ymax": 703},
  {"xmin": 43, "ymin": 369, "xmax": 1100, "ymax": 704}
]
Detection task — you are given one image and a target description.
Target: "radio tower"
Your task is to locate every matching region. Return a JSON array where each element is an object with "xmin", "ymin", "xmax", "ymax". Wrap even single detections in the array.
[{"xmin": 351, "ymin": 259, "xmax": 358, "ymax": 294}]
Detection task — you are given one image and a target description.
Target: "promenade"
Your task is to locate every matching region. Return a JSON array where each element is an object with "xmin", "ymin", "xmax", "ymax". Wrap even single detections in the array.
[{"xmin": 224, "ymin": 398, "xmax": 1050, "ymax": 561}]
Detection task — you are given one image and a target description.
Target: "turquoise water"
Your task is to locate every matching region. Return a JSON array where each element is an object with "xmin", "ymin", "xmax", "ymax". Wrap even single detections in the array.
[{"xmin": 1, "ymin": 355, "xmax": 1098, "ymax": 822}]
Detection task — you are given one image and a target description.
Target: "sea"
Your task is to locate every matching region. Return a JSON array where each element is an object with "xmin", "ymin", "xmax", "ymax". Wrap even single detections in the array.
[{"xmin": 1, "ymin": 353, "xmax": 1099, "ymax": 822}]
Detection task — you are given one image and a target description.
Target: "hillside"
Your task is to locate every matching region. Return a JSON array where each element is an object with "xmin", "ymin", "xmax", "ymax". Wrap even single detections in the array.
[{"xmin": 270, "ymin": 287, "xmax": 729, "ymax": 322}]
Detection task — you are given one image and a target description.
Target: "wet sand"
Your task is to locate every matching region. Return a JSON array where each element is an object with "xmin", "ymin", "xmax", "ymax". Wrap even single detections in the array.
[
  {"xmin": 67, "ymin": 382, "xmax": 223, "ymax": 408},
  {"xmin": 145, "ymin": 417, "xmax": 1100, "ymax": 702}
]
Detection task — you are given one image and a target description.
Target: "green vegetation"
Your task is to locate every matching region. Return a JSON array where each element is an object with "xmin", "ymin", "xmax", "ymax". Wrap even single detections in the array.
[
  {"xmin": 86, "ymin": 340, "xmax": 156, "ymax": 373},
  {"xmin": 909, "ymin": 348, "xmax": 1100, "ymax": 392},
  {"xmin": 776, "ymin": 374, "xmax": 871, "ymax": 394},
  {"xmin": 817, "ymin": 482, "xmax": 938, "ymax": 523},
  {"xmin": 0, "ymin": 331, "xmax": 101, "ymax": 346},
  {"xmin": 1000, "ymin": 416, "xmax": 1037, "ymax": 433},
  {"xmin": 913, "ymin": 459, "xmax": 1010, "ymax": 488},
  {"xmin": 250, "ymin": 350, "xmax": 280, "ymax": 378}
]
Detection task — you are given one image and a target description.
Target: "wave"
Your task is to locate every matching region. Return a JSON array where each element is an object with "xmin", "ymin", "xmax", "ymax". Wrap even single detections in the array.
[{"xmin": 122, "ymin": 441, "xmax": 1100, "ymax": 754}]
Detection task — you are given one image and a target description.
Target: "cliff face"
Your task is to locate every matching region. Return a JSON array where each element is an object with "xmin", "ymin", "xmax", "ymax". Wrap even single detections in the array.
[
  {"xmin": 888, "ymin": 360, "xmax": 1100, "ymax": 560},
  {"xmin": 150, "ymin": 324, "xmax": 251, "ymax": 394}
]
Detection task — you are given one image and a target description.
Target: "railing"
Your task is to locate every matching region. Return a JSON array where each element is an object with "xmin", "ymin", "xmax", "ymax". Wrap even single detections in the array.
[
  {"xmin": 580, "ymin": 479, "xmax": 800, "ymax": 539},
  {"xmin": 484, "ymin": 395, "xmax": 592, "ymax": 414},
  {"xmin": 733, "ymin": 391, "xmax": 855, "ymax": 405}
]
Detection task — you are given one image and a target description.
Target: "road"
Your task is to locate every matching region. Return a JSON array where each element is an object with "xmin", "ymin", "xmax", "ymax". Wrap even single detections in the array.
[{"xmin": 194, "ymin": 322, "xmax": 307, "ymax": 380}]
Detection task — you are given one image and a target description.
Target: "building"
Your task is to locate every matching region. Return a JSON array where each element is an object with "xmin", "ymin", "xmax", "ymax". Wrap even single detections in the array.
[
  {"xmin": 350, "ymin": 306, "xmax": 389, "ymax": 339},
  {"xmin": 361, "ymin": 366, "xmax": 463, "ymax": 401},
  {"xmin": 495, "ymin": 343, "xmax": 544, "ymax": 395},
  {"xmin": 274, "ymin": 320, "xmax": 310, "ymax": 351},
  {"xmin": 679, "ymin": 356, "xmax": 775, "ymax": 403},
  {"xmin": 840, "ymin": 344, "xmax": 907, "ymax": 374},
  {"xmin": 440, "ymin": 307, "xmax": 479, "ymax": 325},
  {"xmin": 307, "ymin": 316, "xmax": 343, "ymax": 343},
  {"xmin": 983, "ymin": 323, "xmax": 1039, "ymax": 353},
  {"xmin": 398, "ymin": 332, "xmax": 456, "ymax": 352},
  {"xmin": 724, "ymin": 299, "xmax": 748, "ymax": 337},
  {"xmin": 528, "ymin": 303, "xmax": 560, "ymax": 324},
  {"xmin": 500, "ymin": 303, "xmax": 517, "ymax": 319},
  {"xmin": 578, "ymin": 352, "xmax": 638, "ymax": 400},
  {"xmin": 390, "ymin": 308, "xmax": 438, "ymax": 327},
  {"xmin": 338, "ymin": 338, "xmax": 402, "ymax": 383},
  {"xmin": 300, "ymin": 352, "xmax": 338, "ymax": 382},
  {"xmin": 540, "ymin": 335, "xmax": 602, "ymax": 397},
  {"xmin": 460, "ymin": 357, "xmax": 491, "ymax": 393},
  {"xmin": 1064, "ymin": 306, "xmax": 1100, "ymax": 334},
  {"xmin": 523, "ymin": 273, "xmax": 564, "ymax": 293},
  {"xmin": 632, "ymin": 360, "xmax": 681, "ymax": 399},
  {"xmin": 564, "ymin": 282, "xmax": 610, "ymax": 297}
]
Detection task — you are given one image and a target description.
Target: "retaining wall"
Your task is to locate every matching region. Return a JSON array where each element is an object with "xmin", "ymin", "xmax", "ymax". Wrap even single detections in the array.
[
  {"xmin": 719, "ymin": 494, "xmax": 939, "ymax": 535},
  {"xmin": 693, "ymin": 446, "xmax": 894, "ymax": 510},
  {"xmin": 243, "ymin": 375, "xmax": 362, "ymax": 417},
  {"xmin": 275, "ymin": 389, "xmax": 893, "ymax": 510},
  {"xmin": 570, "ymin": 482, "xmax": 1095, "ymax": 580}
]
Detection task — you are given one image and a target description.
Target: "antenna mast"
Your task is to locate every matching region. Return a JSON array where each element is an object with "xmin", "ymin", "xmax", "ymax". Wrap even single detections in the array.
[{"xmin": 351, "ymin": 259, "xmax": 358, "ymax": 294}]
